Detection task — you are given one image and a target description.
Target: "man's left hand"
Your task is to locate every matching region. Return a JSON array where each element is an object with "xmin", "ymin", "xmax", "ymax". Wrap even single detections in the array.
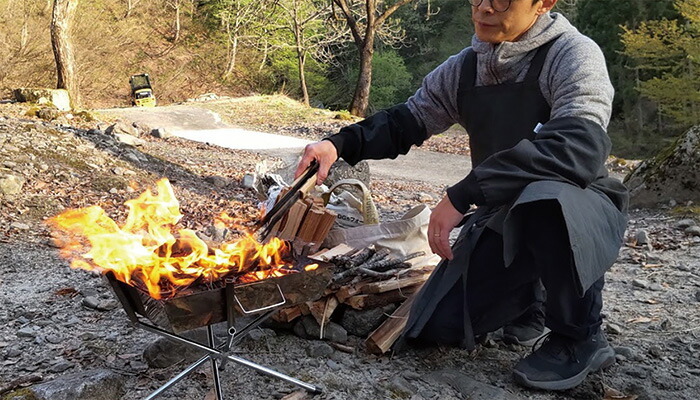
[{"xmin": 428, "ymin": 195, "xmax": 465, "ymax": 260}]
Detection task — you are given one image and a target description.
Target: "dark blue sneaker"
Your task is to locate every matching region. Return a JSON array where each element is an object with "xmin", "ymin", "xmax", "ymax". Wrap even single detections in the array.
[
  {"xmin": 502, "ymin": 307, "xmax": 547, "ymax": 346},
  {"xmin": 512, "ymin": 330, "xmax": 616, "ymax": 390}
]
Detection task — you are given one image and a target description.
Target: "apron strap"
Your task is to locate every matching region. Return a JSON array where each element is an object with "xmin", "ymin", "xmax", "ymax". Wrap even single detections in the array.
[{"xmin": 524, "ymin": 38, "xmax": 559, "ymax": 83}]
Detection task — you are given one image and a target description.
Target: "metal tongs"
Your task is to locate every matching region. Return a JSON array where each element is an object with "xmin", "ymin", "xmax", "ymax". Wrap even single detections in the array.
[{"xmin": 254, "ymin": 160, "xmax": 319, "ymax": 241}]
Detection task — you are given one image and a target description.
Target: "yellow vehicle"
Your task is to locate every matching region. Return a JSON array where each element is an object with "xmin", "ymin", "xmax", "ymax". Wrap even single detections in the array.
[{"xmin": 129, "ymin": 74, "xmax": 156, "ymax": 107}]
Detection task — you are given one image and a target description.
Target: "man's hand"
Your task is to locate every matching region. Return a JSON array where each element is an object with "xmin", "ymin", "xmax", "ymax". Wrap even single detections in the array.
[
  {"xmin": 295, "ymin": 140, "xmax": 338, "ymax": 185},
  {"xmin": 428, "ymin": 195, "xmax": 465, "ymax": 260}
]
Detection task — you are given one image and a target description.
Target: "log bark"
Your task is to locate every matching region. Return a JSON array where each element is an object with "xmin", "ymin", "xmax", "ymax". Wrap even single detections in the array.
[
  {"xmin": 364, "ymin": 290, "xmax": 418, "ymax": 354},
  {"xmin": 361, "ymin": 274, "xmax": 430, "ymax": 294},
  {"xmin": 345, "ymin": 285, "xmax": 418, "ymax": 310}
]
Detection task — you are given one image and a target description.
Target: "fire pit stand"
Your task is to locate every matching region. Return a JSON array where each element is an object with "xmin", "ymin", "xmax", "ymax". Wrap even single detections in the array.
[{"xmin": 105, "ymin": 267, "xmax": 331, "ymax": 399}]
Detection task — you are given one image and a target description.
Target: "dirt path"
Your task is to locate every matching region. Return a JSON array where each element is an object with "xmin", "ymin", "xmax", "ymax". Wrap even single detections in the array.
[{"xmin": 99, "ymin": 104, "xmax": 473, "ymax": 187}]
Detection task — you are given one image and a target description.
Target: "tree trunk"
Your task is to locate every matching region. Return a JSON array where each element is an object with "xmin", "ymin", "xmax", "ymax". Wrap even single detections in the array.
[
  {"xmin": 223, "ymin": 34, "xmax": 238, "ymax": 79},
  {"xmin": 51, "ymin": 0, "xmax": 79, "ymax": 108},
  {"xmin": 298, "ymin": 52, "xmax": 309, "ymax": 106},
  {"xmin": 173, "ymin": 0, "xmax": 181, "ymax": 43},
  {"xmin": 349, "ymin": 37, "xmax": 374, "ymax": 117}
]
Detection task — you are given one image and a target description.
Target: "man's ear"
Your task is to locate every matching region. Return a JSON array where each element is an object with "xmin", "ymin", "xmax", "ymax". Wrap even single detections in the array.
[{"xmin": 537, "ymin": 0, "xmax": 557, "ymax": 14}]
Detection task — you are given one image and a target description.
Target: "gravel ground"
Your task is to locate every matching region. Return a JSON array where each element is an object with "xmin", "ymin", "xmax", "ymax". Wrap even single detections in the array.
[{"xmin": 1, "ymin": 102, "xmax": 699, "ymax": 400}]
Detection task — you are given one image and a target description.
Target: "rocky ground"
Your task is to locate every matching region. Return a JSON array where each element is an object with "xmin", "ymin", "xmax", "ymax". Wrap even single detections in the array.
[{"xmin": 1, "ymin": 100, "xmax": 699, "ymax": 400}]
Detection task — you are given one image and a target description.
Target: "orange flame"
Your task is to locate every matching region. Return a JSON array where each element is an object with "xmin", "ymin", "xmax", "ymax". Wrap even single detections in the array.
[{"xmin": 47, "ymin": 178, "xmax": 316, "ymax": 299}]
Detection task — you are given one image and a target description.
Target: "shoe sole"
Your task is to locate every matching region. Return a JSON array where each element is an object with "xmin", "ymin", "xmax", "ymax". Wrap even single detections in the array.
[{"xmin": 512, "ymin": 345, "xmax": 616, "ymax": 391}]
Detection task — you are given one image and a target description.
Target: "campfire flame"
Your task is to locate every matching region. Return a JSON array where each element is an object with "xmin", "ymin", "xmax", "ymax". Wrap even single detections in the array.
[{"xmin": 47, "ymin": 178, "xmax": 317, "ymax": 299}]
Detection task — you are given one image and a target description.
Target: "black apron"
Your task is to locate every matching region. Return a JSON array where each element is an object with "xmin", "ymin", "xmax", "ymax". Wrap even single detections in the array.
[{"xmin": 403, "ymin": 40, "xmax": 560, "ymax": 349}]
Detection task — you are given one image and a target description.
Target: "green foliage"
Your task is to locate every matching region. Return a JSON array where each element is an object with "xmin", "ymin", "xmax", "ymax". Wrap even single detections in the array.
[
  {"xmin": 365, "ymin": 50, "xmax": 413, "ymax": 111},
  {"xmin": 318, "ymin": 50, "xmax": 412, "ymax": 112},
  {"xmin": 621, "ymin": 0, "xmax": 700, "ymax": 126},
  {"xmin": 395, "ymin": 1, "xmax": 472, "ymax": 95}
]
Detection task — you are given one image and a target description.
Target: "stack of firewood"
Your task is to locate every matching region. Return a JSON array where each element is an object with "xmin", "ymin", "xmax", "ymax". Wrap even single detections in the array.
[
  {"xmin": 269, "ymin": 195, "xmax": 337, "ymax": 246},
  {"xmin": 273, "ymin": 243, "xmax": 435, "ymax": 354}
]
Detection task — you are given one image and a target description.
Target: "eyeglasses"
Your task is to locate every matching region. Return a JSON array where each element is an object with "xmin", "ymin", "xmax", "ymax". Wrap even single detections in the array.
[{"xmin": 469, "ymin": 0, "xmax": 513, "ymax": 12}]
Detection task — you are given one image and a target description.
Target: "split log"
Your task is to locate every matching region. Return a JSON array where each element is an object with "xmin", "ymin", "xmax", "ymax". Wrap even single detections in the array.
[
  {"xmin": 273, "ymin": 306, "xmax": 302, "ymax": 323},
  {"xmin": 361, "ymin": 274, "xmax": 430, "ymax": 294},
  {"xmin": 335, "ymin": 282, "xmax": 369, "ymax": 303},
  {"xmin": 311, "ymin": 209, "xmax": 337, "ymax": 244},
  {"xmin": 306, "ymin": 296, "xmax": 338, "ymax": 327},
  {"xmin": 297, "ymin": 207, "xmax": 325, "ymax": 242},
  {"xmin": 364, "ymin": 290, "xmax": 419, "ymax": 354},
  {"xmin": 345, "ymin": 285, "xmax": 419, "ymax": 310},
  {"xmin": 278, "ymin": 199, "xmax": 309, "ymax": 240}
]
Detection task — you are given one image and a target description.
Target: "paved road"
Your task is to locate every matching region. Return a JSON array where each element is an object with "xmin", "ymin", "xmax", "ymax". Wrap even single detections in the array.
[{"xmin": 99, "ymin": 105, "xmax": 472, "ymax": 186}]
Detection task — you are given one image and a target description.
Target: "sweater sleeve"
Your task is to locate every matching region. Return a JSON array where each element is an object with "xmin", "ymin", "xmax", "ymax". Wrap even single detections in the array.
[{"xmin": 325, "ymin": 48, "xmax": 469, "ymax": 165}]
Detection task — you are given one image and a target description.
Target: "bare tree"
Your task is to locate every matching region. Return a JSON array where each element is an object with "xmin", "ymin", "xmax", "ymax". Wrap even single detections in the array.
[
  {"xmin": 275, "ymin": 0, "xmax": 349, "ymax": 105},
  {"xmin": 51, "ymin": 0, "xmax": 80, "ymax": 107},
  {"xmin": 124, "ymin": 0, "xmax": 141, "ymax": 18},
  {"xmin": 168, "ymin": 0, "xmax": 182, "ymax": 42},
  {"xmin": 332, "ymin": 0, "xmax": 415, "ymax": 117},
  {"xmin": 214, "ymin": 0, "xmax": 271, "ymax": 80}
]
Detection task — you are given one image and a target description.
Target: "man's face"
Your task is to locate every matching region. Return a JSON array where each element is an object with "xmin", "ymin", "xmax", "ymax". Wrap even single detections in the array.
[{"xmin": 471, "ymin": 0, "xmax": 552, "ymax": 43}]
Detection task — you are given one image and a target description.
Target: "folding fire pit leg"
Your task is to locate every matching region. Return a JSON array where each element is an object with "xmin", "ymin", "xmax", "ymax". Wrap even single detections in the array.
[
  {"xmin": 143, "ymin": 355, "xmax": 212, "ymax": 400},
  {"xmin": 208, "ymin": 325, "xmax": 224, "ymax": 400},
  {"xmin": 137, "ymin": 321, "xmax": 323, "ymax": 395}
]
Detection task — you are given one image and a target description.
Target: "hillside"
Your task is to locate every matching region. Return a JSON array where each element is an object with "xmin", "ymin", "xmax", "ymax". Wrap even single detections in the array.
[{"xmin": 0, "ymin": 0, "xmax": 255, "ymax": 108}]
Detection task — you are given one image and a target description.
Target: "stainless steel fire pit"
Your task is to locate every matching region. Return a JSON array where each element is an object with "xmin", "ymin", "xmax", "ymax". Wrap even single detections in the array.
[{"xmin": 105, "ymin": 259, "xmax": 333, "ymax": 399}]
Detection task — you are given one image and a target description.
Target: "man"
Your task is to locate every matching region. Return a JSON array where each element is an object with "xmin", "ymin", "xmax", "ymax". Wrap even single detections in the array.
[{"xmin": 295, "ymin": 0, "xmax": 628, "ymax": 391}]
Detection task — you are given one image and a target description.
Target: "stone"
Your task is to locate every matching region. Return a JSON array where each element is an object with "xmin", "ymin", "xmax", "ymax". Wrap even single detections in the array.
[
  {"xmin": 241, "ymin": 173, "xmax": 256, "ymax": 189},
  {"xmin": 150, "ymin": 128, "xmax": 172, "ymax": 139},
  {"xmin": 132, "ymin": 121, "xmax": 151, "ymax": 137},
  {"xmin": 106, "ymin": 121, "xmax": 139, "ymax": 137},
  {"xmin": 10, "ymin": 222, "xmax": 30, "ymax": 230},
  {"xmin": 0, "ymin": 174, "xmax": 26, "ymax": 195},
  {"xmin": 48, "ymin": 361, "xmax": 73, "ymax": 373},
  {"xmin": 648, "ymin": 345, "xmax": 663, "ymax": 358},
  {"xmin": 685, "ymin": 226, "xmax": 700, "ymax": 237},
  {"xmin": 325, "ymin": 359, "xmax": 342, "ymax": 371},
  {"xmin": 297, "ymin": 316, "xmax": 347, "ymax": 343},
  {"xmin": 326, "ymin": 159, "xmax": 370, "ymax": 188},
  {"xmin": 694, "ymin": 290, "xmax": 700, "ymax": 302},
  {"xmin": 113, "ymin": 133, "xmax": 145, "ymax": 147},
  {"xmin": 143, "ymin": 336, "xmax": 205, "ymax": 369},
  {"xmin": 614, "ymin": 346, "xmax": 636, "ymax": 359},
  {"xmin": 676, "ymin": 219, "xmax": 697, "ymax": 229},
  {"xmin": 13, "ymin": 88, "xmax": 71, "ymax": 111},
  {"xmin": 247, "ymin": 328, "xmax": 276, "ymax": 341},
  {"xmin": 307, "ymin": 341, "xmax": 334, "ymax": 358},
  {"xmin": 17, "ymin": 327, "xmax": 36, "ymax": 338},
  {"xmin": 416, "ymin": 192, "xmax": 434, "ymax": 203},
  {"xmin": 606, "ymin": 323, "xmax": 623, "ymax": 335},
  {"xmin": 81, "ymin": 296, "xmax": 101, "ymax": 310},
  {"xmin": 386, "ymin": 376, "xmax": 415, "ymax": 397},
  {"xmin": 26, "ymin": 369, "xmax": 125, "ymax": 400},
  {"xmin": 625, "ymin": 125, "xmax": 700, "ymax": 207},
  {"xmin": 632, "ymin": 279, "xmax": 649, "ymax": 289},
  {"xmin": 341, "ymin": 305, "xmax": 397, "ymax": 337},
  {"xmin": 204, "ymin": 175, "xmax": 229, "ymax": 188},
  {"xmin": 427, "ymin": 369, "xmax": 517, "ymax": 400},
  {"xmin": 37, "ymin": 107, "xmax": 61, "ymax": 121},
  {"xmin": 634, "ymin": 229, "xmax": 650, "ymax": 245}
]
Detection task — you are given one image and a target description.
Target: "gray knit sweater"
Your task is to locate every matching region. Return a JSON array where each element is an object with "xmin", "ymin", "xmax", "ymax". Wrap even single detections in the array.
[{"xmin": 406, "ymin": 12, "xmax": 614, "ymax": 134}]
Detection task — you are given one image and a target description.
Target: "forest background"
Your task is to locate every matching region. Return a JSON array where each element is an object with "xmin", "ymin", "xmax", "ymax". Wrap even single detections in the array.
[{"xmin": 0, "ymin": 0, "xmax": 698, "ymax": 158}]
